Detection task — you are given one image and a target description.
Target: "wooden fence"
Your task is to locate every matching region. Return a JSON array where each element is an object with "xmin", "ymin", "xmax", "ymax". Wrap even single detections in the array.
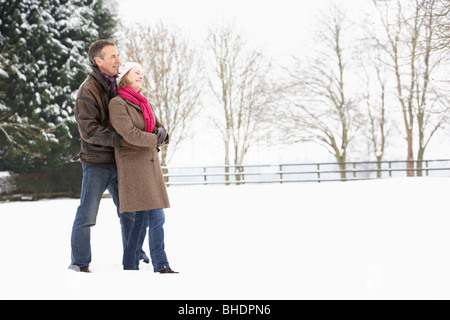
[
  {"xmin": 2, "ymin": 159, "xmax": 450, "ymax": 201},
  {"xmin": 163, "ymin": 159, "xmax": 450, "ymax": 187}
]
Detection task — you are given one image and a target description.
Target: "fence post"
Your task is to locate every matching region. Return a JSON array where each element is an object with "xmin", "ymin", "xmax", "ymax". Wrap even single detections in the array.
[
  {"xmin": 279, "ymin": 165, "xmax": 283, "ymax": 184},
  {"xmin": 317, "ymin": 164, "xmax": 321, "ymax": 183}
]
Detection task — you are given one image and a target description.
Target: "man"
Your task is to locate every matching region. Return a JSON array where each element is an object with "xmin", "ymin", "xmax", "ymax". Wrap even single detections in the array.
[{"xmin": 69, "ymin": 40, "xmax": 144, "ymax": 272}]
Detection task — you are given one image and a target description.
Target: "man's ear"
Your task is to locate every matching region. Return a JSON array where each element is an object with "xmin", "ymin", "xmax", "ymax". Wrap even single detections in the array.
[{"xmin": 94, "ymin": 56, "xmax": 102, "ymax": 67}]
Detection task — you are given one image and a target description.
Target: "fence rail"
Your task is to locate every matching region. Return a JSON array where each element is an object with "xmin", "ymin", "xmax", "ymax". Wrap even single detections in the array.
[
  {"xmin": 163, "ymin": 159, "xmax": 450, "ymax": 187},
  {"xmin": 2, "ymin": 159, "xmax": 450, "ymax": 201}
]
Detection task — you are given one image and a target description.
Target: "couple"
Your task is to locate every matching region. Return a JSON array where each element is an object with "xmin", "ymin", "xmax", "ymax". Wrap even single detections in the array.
[{"xmin": 69, "ymin": 39, "xmax": 177, "ymax": 274}]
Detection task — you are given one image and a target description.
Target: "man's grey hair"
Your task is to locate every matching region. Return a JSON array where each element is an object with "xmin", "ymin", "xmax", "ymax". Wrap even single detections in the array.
[{"xmin": 88, "ymin": 39, "xmax": 116, "ymax": 69}]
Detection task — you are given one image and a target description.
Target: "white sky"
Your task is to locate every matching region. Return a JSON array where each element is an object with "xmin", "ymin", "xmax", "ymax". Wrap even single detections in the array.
[
  {"xmin": 118, "ymin": 0, "xmax": 372, "ymax": 59},
  {"xmin": 117, "ymin": 0, "xmax": 450, "ymax": 165},
  {"xmin": 117, "ymin": 0, "xmax": 377, "ymax": 165}
]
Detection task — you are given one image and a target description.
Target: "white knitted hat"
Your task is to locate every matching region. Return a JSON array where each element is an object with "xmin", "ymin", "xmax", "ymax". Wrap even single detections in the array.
[{"xmin": 117, "ymin": 62, "xmax": 144, "ymax": 85}]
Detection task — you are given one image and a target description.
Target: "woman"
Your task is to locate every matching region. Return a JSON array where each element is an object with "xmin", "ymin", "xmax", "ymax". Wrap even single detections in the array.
[{"xmin": 109, "ymin": 62, "xmax": 177, "ymax": 273}]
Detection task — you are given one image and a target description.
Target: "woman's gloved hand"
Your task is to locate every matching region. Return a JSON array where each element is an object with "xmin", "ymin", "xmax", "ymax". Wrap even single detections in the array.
[{"xmin": 155, "ymin": 126, "xmax": 168, "ymax": 147}]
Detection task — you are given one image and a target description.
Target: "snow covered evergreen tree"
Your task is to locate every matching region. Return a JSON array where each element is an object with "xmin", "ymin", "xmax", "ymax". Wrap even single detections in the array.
[
  {"xmin": 92, "ymin": 0, "xmax": 119, "ymax": 40},
  {"xmin": 0, "ymin": 0, "xmax": 118, "ymax": 194}
]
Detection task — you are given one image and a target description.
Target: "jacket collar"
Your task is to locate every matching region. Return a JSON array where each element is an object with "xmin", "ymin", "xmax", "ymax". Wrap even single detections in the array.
[{"xmin": 90, "ymin": 68, "xmax": 116, "ymax": 97}]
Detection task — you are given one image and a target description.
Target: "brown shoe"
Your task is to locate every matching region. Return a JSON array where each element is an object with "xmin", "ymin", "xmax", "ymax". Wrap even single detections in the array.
[
  {"xmin": 158, "ymin": 268, "xmax": 179, "ymax": 274},
  {"xmin": 80, "ymin": 266, "xmax": 91, "ymax": 273}
]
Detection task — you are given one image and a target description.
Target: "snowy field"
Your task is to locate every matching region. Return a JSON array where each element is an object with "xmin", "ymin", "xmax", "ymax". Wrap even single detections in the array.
[{"xmin": 1, "ymin": 178, "xmax": 450, "ymax": 300}]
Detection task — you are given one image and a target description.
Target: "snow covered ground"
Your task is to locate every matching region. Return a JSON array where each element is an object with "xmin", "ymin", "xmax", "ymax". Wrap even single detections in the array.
[{"xmin": 1, "ymin": 178, "xmax": 450, "ymax": 300}]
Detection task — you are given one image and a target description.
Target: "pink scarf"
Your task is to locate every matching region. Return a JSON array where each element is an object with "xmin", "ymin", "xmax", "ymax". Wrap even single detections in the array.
[{"xmin": 117, "ymin": 86, "xmax": 156, "ymax": 133}]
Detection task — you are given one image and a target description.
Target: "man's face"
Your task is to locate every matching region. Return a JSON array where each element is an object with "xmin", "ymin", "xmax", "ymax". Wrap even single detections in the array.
[{"xmin": 95, "ymin": 45, "xmax": 120, "ymax": 76}]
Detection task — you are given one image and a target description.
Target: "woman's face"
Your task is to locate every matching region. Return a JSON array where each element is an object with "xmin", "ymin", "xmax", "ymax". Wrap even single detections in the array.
[{"xmin": 126, "ymin": 67, "xmax": 144, "ymax": 92}]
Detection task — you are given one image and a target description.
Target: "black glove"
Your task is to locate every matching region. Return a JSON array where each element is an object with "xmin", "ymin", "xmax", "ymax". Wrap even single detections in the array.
[{"xmin": 156, "ymin": 126, "xmax": 168, "ymax": 147}]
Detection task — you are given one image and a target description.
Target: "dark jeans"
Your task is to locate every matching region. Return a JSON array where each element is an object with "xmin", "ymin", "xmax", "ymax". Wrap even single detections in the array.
[
  {"xmin": 69, "ymin": 165, "xmax": 135, "ymax": 270},
  {"xmin": 123, "ymin": 209, "xmax": 170, "ymax": 272}
]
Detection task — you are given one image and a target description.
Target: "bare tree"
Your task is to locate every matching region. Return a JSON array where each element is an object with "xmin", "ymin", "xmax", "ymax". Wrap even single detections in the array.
[
  {"xmin": 423, "ymin": 0, "xmax": 450, "ymax": 52},
  {"xmin": 285, "ymin": 5, "xmax": 362, "ymax": 180},
  {"xmin": 120, "ymin": 22, "xmax": 203, "ymax": 167},
  {"xmin": 373, "ymin": 0, "xmax": 449, "ymax": 176},
  {"xmin": 206, "ymin": 21, "xmax": 274, "ymax": 182},
  {"xmin": 363, "ymin": 59, "xmax": 390, "ymax": 177},
  {"xmin": 356, "ymin": 15, "xmax": 394, "ymax": 177}
]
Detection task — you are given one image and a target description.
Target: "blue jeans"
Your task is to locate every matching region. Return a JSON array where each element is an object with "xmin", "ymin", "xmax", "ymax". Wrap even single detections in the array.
[
  {"xmin": 69, "ymin": 165, "xmax": 135, "ymax": 270},
  {"xmin": 123, "ymin": 209, "xmax": 170, "ymax": 272}
]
